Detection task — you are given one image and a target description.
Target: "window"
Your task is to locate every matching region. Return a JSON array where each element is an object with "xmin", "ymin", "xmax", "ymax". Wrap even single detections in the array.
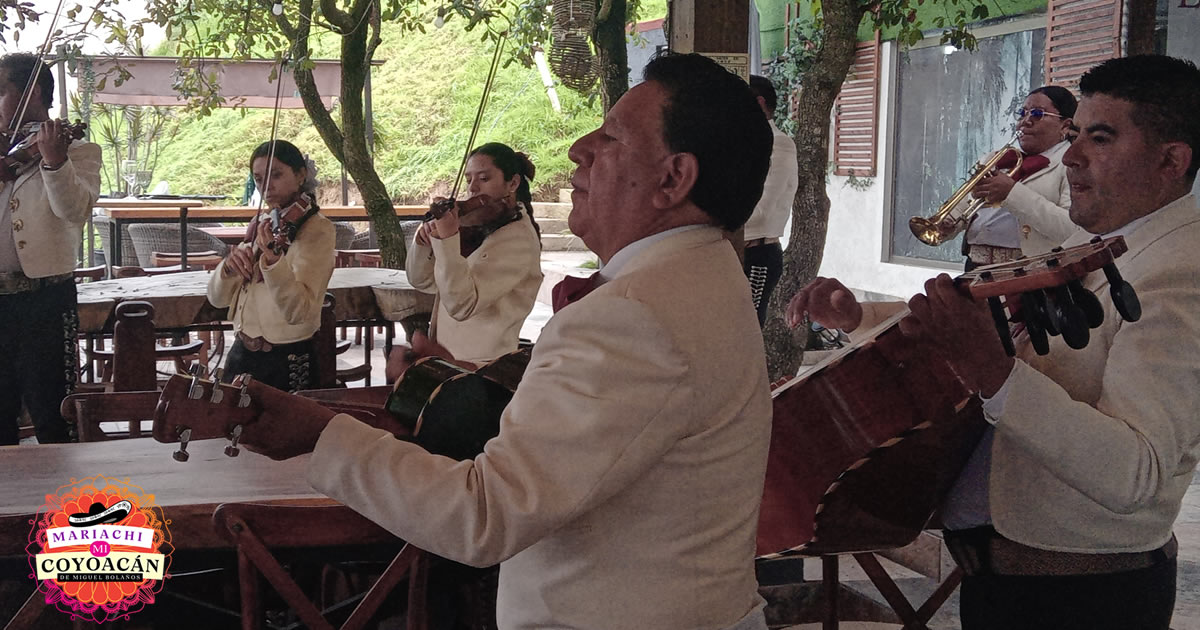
[{"xmin": 886, "ymin": 22, "xmax": 1046, "ymax": 265}]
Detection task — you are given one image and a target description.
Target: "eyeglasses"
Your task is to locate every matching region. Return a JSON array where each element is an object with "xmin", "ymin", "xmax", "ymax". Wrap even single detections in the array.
[{"xmin": 1015, "ymin": 107, "xmax": 1065, "ymax": 121}]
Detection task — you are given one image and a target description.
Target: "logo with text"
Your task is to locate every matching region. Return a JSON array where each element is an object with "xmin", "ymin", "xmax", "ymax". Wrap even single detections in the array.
[{"xmin": 26, "ymin": 476, "xmax": 174, "ymax": 623}]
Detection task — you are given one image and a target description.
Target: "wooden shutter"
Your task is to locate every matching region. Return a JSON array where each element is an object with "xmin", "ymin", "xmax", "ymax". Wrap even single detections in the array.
[
  {"xmin": 833, "ymin": 32, "xmax": 881, "ymax": 177},
  {"xmin": 1045, "ymin": 0, "xmax": 1122, "ymax": 93}
]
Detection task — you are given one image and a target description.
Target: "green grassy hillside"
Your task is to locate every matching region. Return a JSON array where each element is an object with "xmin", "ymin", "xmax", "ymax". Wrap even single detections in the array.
[{"xmin": 143, "ymin": 18, "xmax": 610, "ymax": 203}]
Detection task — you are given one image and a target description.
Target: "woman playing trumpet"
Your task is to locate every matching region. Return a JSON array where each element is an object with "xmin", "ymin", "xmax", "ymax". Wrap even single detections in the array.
[{"xmin": 961, "ymin": 86, "xmax": 1078, "ymax": 270}]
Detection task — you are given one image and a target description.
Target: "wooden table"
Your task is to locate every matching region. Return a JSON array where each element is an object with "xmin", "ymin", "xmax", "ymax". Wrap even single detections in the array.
[
  {"xmin": 96, "ymin": 205, "xmax": 428, "ymax": 274},
  {"xmin": 199, "ymin": 226, "xmax": 249, "ymax": 245},
  {"xmin": 0, "ymin": 438, "xmax": 326, "ymax": 558},
  {"xmin": 75, "ymin": 267, "xmax": 434, "ymax": 334},
  {"xmin": 93, "ymin": 199, "xmax": 206, "ymax": 271}
]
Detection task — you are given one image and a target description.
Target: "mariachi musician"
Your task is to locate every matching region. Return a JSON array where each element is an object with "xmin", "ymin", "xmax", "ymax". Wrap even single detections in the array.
[
  {"xmin": 0, "ymin": 52, "xmax": 101, "ymax": 445},
  {"xmin": 789, "ymin": 55, "xmax": 1200, "ymax": 630},
  {"xmin": 387, "ymin": 142, "xmax": 542, "ymax": 378},
  {"xmin": 208, "ymin": 139, "xmax": 335, "ymax": 393},
  {"xmin": 960, "ymin": 86, "xmax": 1078, "ymax": 270}
]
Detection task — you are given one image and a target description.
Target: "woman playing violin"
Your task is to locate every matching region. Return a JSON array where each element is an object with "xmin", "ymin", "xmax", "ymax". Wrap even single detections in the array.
[
  {"xmin": 207, "ymin": 140, "xmax": 335, "ymax": 392},
  {"xmin": 398, "ymin": 142, "xmax": 543, "ymax": 370}
]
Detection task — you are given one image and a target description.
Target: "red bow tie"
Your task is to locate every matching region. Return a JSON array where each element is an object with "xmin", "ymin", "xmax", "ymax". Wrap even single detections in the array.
[
  {"xmin": 551, "ymin": 273, "xmax": 600, "ymax": 313},
  {"xmin": 994, "ymin": 152, "xmax": 1051, "ymax": 182}
]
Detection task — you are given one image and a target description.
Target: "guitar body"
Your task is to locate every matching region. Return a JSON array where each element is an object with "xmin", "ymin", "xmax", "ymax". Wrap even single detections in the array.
[
  {"xmin": 758, "ymin": 314, "xmax": 987, "ymax": 558},
  {"xmin": 385, "ymin": 348, "xmax": 531, "ymax": 461},
  {"xmin": 758, "ymin": 236, "xmax": 1137, "ymax": 558}
]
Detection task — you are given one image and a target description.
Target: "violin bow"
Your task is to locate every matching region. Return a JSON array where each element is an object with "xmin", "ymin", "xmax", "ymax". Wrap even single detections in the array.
[
  {"xmin": 256, "ymin": 53, "xmax": 290, "ymax": 219},
  {"xmin": 5, "ymin": 0, "xmax": 67, "ymax": 138},
  {"xmin": 447, "ymin": 33, "xmax": 507, "ymax": 202},
  {"xmin": 240, "ymin": 52, "xmax": 289, "ymax": 284}
]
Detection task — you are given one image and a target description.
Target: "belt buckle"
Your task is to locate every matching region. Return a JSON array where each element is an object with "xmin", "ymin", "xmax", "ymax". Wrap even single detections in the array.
[{"xmin": 240, "ymin": 334, "xmax": 272, "ymax": 352}]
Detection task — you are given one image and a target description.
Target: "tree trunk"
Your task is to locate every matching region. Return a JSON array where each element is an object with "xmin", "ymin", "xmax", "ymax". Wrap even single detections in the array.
[
  {"xmin": 593, "ymin": 0, "xmax": 629, "ymax": 112},
  {"xmin": 290, "ymin": 3, "xmax": 407, "ymax": 268},
  {"xmin": 1125, "ymin": 0, "xmax": 1157, "ymax": 56},
  {"xmin": 762, "ymin": 0, "xmax": 865, "ymax": 381}
]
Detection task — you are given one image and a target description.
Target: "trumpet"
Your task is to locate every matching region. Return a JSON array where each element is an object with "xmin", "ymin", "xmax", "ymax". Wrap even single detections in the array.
[{"xmin": 909, "ymin": 143, "xmax": 1024, "ymax": 246}]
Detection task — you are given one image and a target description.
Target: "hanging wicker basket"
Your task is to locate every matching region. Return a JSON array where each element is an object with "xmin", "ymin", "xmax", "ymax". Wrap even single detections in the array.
[
  {"xmin": 548, "ymin": 32, "xmax": 599, "ymax": 92},
  {"xmin": 552, "ymin": 0, "xmax": 596, "ymax": 39}
]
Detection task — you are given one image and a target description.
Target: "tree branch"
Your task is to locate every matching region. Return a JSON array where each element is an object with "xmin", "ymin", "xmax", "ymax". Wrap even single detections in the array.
[
  {"xmin": 319, "ymin": 0, "xmax": 352, "ymax": 31},
  {"xmin": 365, "ymin": 0, "xmax": 382, "ymax": 64},
  {"xmin": 262, "ymin": 0, "xmax": 296, "ymax": 40}
]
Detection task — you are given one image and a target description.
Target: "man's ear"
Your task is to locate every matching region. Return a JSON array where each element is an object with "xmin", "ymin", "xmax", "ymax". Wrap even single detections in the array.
[
  {"xmin": 1160, "ymin": 141, "xmax": 1193, "ymax": 183},
  {"xmin": 654, "ymin": 152, "xmax": 699, "ymax": 208}
]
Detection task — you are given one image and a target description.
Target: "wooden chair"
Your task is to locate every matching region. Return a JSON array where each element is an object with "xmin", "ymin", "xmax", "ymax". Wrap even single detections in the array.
[
  {"xmin": 112, "ymin": 264, "xmax": 213, "ymax": 278},
  {"xmin": 212, "ymin": 503, "xmax": 430, "ymax": 630},
  {"xmin": 60, "ymin": 390, "xmax": 160, "ymax": 442},
  {"xmin": 73, "ymin": 265, "xmax": 107, "ymax": 282},
  {"xmin": 333, "ymin": 249, "xmax": 385, "ymax": 352},
  {"xmin": 93, "ymin": 267, "xmax": 224, "ymax": 376},
  {"xmin": 150, "ymin": 250, "xmax": 225, "ymax": 270},
  {"xmin": 87, "ymin": 301, "xmax": 204, "ymax": 390},
  {"xmin": 75, "ymin": 265, "xmax": 114, "ymax": 384},
  {"xmin": 313, "ymin": 293, "xmax": 371, "ymax": 387}
]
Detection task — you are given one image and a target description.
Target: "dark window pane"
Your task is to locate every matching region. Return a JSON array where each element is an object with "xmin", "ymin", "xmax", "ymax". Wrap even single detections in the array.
[{"xmin": 889, "ymin": 28, "xmax": 1046, "ymax": 265}]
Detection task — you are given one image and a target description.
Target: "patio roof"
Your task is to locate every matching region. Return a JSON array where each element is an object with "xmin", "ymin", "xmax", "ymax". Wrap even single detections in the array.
[{"xmin": 81, "ymin": 56, "xmax": 384, "ymax": 109}]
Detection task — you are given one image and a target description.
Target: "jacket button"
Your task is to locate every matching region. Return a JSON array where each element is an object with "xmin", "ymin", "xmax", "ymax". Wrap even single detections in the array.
[
  {"xmin": 8, "ymin": 198, "xmax": 16, "ymax": 211},
  {"xmin": 16, "ymin": 240, "xmax": 26, "ymax": 249},
  {"xmin": 12, "ymin": 219, "xmax": 22, "ymax": 231}
]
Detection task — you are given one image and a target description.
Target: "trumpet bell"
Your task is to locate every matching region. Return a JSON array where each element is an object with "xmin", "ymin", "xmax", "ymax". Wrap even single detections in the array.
[
  {"xmin": 907, "ymin": 197, "xmax": 983, "ymax": 246},
  {"xmin": 908, "ymin": 216, "xmax": 949, "ymax": 246},
  {"xmin": 907, "ymin": 144, "xmax": 1023, "ymax": 248}
]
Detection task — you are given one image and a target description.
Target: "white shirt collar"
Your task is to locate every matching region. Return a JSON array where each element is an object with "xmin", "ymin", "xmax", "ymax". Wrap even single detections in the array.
[{"xmin": 597, "ymin": 225, "xmax": 708, "ymax": 284}]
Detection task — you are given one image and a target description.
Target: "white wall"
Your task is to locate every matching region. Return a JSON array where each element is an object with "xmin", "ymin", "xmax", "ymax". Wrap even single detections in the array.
[{"xmin": 815, "ymin": 42, "xmax": 948, "ymax": 301}]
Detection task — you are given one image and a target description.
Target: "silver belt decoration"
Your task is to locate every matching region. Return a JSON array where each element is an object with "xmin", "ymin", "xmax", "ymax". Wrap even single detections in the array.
[{"xmin": 0, "ymin": 271, "xmax": 73, "ymax": 295}]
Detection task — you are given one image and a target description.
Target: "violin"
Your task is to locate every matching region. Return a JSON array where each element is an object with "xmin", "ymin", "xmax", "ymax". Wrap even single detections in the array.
[
  {"xmin": 425, "ymin": 194, "xmax": 525, "ymax": 257},
  {"xmin": 0, "ymin": 120, "xmax": 88, "ymax": 182},
  {"xmin": 425, "ymin": 193, "xmax": 520, "ymax": 227},
  {"xmin": 244, "ymin": 193, "xmax": 314, "ymax": 257}
]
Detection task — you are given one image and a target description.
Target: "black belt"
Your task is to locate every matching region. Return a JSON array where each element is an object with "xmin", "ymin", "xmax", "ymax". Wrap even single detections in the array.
[
  {"xmin": 0, "ymin": 271, "xmax": 73, "ymax": 295},
  {"xmin": 944, "ymin": 526, "xmax": 1177, "ymax": 577}
]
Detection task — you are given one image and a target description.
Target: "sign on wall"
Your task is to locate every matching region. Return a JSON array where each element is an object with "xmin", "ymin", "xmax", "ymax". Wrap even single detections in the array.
[{"xmin": 700, "ymin": 53, "xmax": 751, "ymax": 80}]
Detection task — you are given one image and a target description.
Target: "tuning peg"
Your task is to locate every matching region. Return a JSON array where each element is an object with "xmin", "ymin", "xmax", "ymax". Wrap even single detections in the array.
[
  {"xmin": 1025, "ymin": 289, "xmax": 1060, "ymax": 337},
  {"xmin": 1052, "ymin": 285, "xmax": 1091, "ymax": 350},
  {"xmin": 986, "ymin": 296, "xmax": 1016, "ymax": 357},
  {"xmin": 236, "ymin": 375, "xmax": 253, "ymax": 408},
  {"xmin": 1018, "ymin": 297, "xmax": 1051, "ymax": 356},
  {"xmin": 1102, "ymin": 263, "xmax": 1142, "ymax": 323},
  {"xmin": 210, "ymin": 382, "xmax": 224, "ymax": 405},
  {"xmin": 173, "ymin": 428, "xmax": 192, "ymax": 462},
  {"xmin": 188, "ymin": 363, "xmax": 209, "ymax": 379},
  {"xmin": 213, "ymin": 367, "xmax": 225, "ymax": 383},
  {"xmin": 1067, "ymin": 280, "xmax": 1105, "ymax": 329},
  {"xmin": 224, "ymin": 424, "xmax": 243, "ymax": 457},
  {"xmin": 187, "ymin": 375, "xmax": 205, "ymax": 400}
]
